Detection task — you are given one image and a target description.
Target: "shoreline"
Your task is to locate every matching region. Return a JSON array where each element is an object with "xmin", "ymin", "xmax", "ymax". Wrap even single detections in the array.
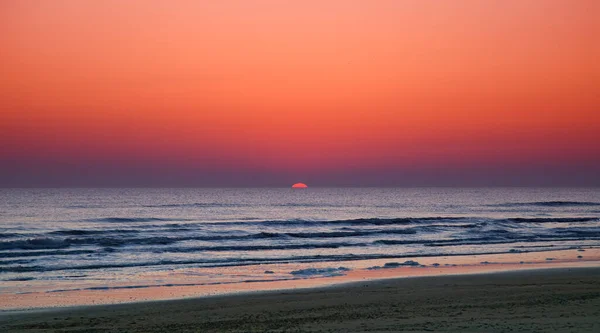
[
  {"xmin": 1, "ymin": 266, "xmax": 599, "ymax": 332},
  {"xmin": 2, "ymin": 264, "xmax": 595, "ymax": 313},
  {"xmin": 2, "ymin": 247, "xmax": 598, "ymax": 312}
]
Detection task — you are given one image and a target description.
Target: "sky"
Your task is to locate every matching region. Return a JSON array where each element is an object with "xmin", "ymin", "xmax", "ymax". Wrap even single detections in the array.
[{"xmin": 1, "ymin": 0, "xmax": 599, "ymax": 187}]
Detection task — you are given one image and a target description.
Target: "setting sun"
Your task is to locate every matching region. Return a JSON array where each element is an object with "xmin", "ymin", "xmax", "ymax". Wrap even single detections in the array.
[{"xmin": 292, "ymin": 183, "xmax": 308, "ymax": 188}]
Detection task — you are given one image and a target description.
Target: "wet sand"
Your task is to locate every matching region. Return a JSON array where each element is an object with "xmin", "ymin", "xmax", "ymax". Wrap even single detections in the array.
[
  {"xmin": 2, "ymin": 248, "xmax": 597, "ymax": 311},
  {"xmin": 1, "ymin": 267, "xmax": 599, "ymax": 332}
]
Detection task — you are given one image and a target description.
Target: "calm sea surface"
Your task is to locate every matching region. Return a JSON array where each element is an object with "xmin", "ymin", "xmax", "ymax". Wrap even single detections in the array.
[{"xmin": 1, "ymin": 188, "xmax": 599, "ymax": 292}]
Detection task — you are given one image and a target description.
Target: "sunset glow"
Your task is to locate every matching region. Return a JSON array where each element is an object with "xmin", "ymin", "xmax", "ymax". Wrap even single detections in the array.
[{"xmin": 1, "ymin": 0, "xmax": 599, "ymax": 187}]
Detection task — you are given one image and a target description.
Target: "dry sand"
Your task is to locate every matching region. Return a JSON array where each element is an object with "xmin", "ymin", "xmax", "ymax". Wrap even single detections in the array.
[{"xmin": 1, "ymin": 267, "xmax": 599, "ymax": 332}]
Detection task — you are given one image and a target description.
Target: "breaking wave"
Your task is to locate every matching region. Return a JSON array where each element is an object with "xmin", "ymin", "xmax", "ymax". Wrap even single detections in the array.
[{"xmin": 492, "ymin": 201, "xmax": 600, "ymax": 207}]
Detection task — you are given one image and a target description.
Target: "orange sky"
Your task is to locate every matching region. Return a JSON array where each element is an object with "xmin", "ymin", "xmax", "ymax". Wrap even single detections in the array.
[{"xmin": 1, "ymin": 1, "xmax": 599, "ymax": 186}]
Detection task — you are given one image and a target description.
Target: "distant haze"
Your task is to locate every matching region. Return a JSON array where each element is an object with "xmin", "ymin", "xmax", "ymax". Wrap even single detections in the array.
[{"xmin": 1, "ymin": 1, "xmax": 599, "ymax": 187}]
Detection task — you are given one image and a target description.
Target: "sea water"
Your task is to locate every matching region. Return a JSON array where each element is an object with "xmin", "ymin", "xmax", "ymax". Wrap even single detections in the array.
[{"xmin": 1, "ymin": 188, "xmax": 599, "ymax": 300}]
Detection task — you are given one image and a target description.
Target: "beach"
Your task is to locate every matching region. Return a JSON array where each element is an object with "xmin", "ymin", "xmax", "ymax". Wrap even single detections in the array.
[
  {"xmin": 3, "ymin": 188, "xmax": 600, "ymax": 309},
  {"xmin": 2, "ymin": 267, "xmax": 599, "ymax": 332},
  {"xmin": 2, "ymin": 0, "xmax": 598, "ymax": 330},
  {"xmin": 2, "ymin": 188, "xmax": 599, "ymax": 331}
]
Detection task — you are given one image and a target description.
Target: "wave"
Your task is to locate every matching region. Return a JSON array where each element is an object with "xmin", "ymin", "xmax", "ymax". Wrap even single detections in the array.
[
  {"xmin": 507, "ymin": 217, "xmax": 598, "ymax": 223},
  {"xmin": 553, "ymin": 229, "xmax": 600, "ymax": 237},
  {"xmin": 49, "ymin": 229, "xmax": 140, "ymax": 236},
  {"xmin": 0, "ymin": 259, "xmax": 34, "ymax": 265},
  {"xmin": 0, "ymin": 224, "xmax": 477, "ymax": 251},
  {"xmin": 64, "ymin": 204, "xmax": 105, "ymax": 209},
  {"xmin": 0, "ymin": 234, "xmax": 349, "ymax": 251},
  {"xmin": 274, "ymin": 203, "xmax": 353, "ymax": 208},
  {"xmin": 139, "ymin": 232, "xmax": 600, "ymax": 253},
  {"xmin": 153, "ymin": 242, "xmax": 366, "ymax": 253},
  {"xmin": 3, "ymin": 236, "xmax": 509, "ymax": 253},
  {"xmin": 72, "ymin": 216, "xmax": 600, "ymax": 230},
  {"xmin": 492, "ymin": 201, "xmax": 600, "ymax": 207},
  {"xmin": 240, "ymin": 217, "xmax": 464, "ymax": 226},
  {"xmin": 144, "ymin": 202, "xmax": 359, "ymax": 209},
  {"xmin": 283, "ymin": 229, "xmax": 417, "ymax": 238},
  {"xmin": 372, "ymin": 237, "xmax": 512, "ymax": 246},
  {"xmin": 2, "ymin": 217, "xmax": 598, "ymax": 252},
  {"xmin": 215, "ymin": 216, "xmax": 598, "ymax": 227},
  {"xmin": 0, "ymin": 238, "xmax": 71, "ymax": 250},
  {"xmin": 0, "ymin": 236, "xmax": 184, "ymax": 250},
  {"xmin": 143, "ymin": 203, "xmax": 251, "ymax": 208},
  {"xmin": 88, "ymin": 217, "xmax": 185, "ymax": 223},
  {"xmin": 14, "ymin": 233, "xmax": 552, "ymax": 254},
  {"xmin": 0, "ymin": 249, "xmax": 97, "ymax": 258},
  {"xmin": 0, "ymin": 246, "xmax": 580, "ymax": 273},
  {"xmin": 2, "ymin": 277, "xmax": 36, "ymax": 281},
  {"xmin": 47, "ymin": 222, "xmax": 476, "ymax": 237}
]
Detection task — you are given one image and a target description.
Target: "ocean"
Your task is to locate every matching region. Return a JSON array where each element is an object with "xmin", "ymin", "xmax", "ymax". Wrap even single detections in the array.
[{"xmin": 1, "ymin": 187, "xmax": 599, "ymax": 304}]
